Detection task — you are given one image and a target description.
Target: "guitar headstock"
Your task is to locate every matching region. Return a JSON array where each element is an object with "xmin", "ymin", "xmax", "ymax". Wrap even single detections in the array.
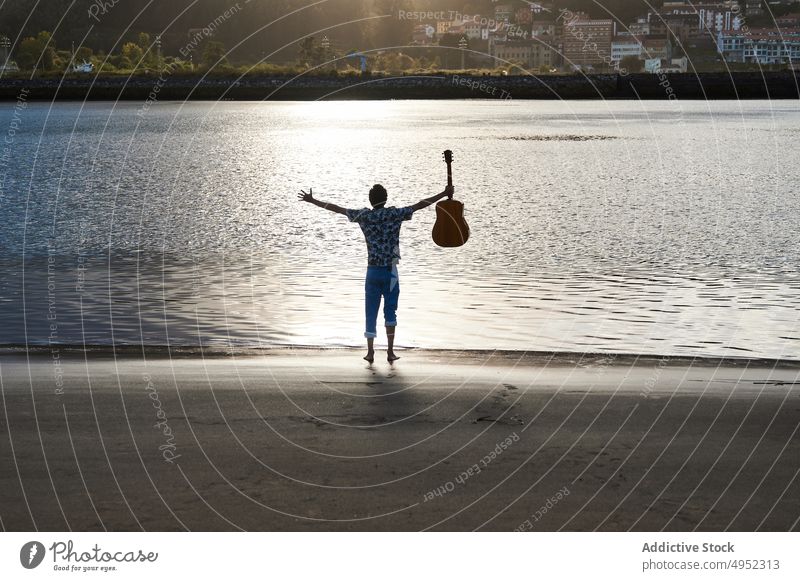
[{"xmin": 443, "ymin": 150, "xmax": 453, "ymax": 164}]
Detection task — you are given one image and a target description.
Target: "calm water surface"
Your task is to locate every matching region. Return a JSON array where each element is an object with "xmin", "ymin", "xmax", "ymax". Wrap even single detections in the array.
[{"xmin": 1, "ymin": 100, "xmax": 798, "ymax": 358}]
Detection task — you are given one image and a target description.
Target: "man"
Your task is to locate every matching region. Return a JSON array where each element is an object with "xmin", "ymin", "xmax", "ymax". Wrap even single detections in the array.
[{"xmin": 298, "ymin": 183, "xmax": 453, "ymax": 363}]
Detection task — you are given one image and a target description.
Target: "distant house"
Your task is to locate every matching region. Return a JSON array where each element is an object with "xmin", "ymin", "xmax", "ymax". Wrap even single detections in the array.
[
  {"xmin": 611, "ymin": 35, "xmax": 643, "ymax": 62},
  {"xmin": 684, "ymin": 31, "xmax": 719, "ymax": 52},
  {"xmin": 462, "ymin": 20, "xmax": 485, "ymax": 40},
  {"xmin": 436, "ymin": 21, "xmax": 455, "ymax": 36},
  {"xmin": 494, "ymin": 3, "xmax": 513, "ymax": 23},
  {"xmin": 647, "ymin": 2, "xmax": 742, "ymax": 41},
  {"xmin": 491, "ymin": 38, "xmax": 554, "ymax": 69},
  {"xmin": 642, "ymin": 36, "xmax": 673, "ymax": 61},
  {"xmin": 742, "ymin": 28, "xmax": 800, "ymax": 64},
  {"xmin": 561, "ymin": 12, "xmax": 614, "ymax": 70},
  {"xmin": 717, "ymin": 27, "xmax": 800, "ymax": 64},
  {"xmin": 530, "ymin": 38, "xmax": 555, "ymax": 69},
  {"xmin": 666, "ymin": 56, "xmax": 689, "ymax": 72},
  {"xmin": 698, "ymin": 4, "xmax": 741, "ymax": 34},
  {"xmin": 530, "ymin": 2, "xmax": 554, "ymax": 19},
  {"xmin": 776, "ymin": 13, "xmax": 800, "ymax": 28},
  {"xmin": 612, "ymin": 34, "xmax": 675, "ymax": 66},
  {"xmin": 648, "ymin": 56, "xmax": 689, "ymax": 73},
  {"xmin": 647, "ymin": 3, "xmax": 701, "ymax": 41},
  {"xmin": 628, "ymin": 17, "xmax": 651, "ymax": 37},
  {"xmin": 492, "ymin": 39, "xmax": 533, "ymax": 67},
  {"xmin": 717, "ymin": 29, "xmax": 747, "ymax": 62},
  {"xmin": 745, "ymin": 0, "xmax": 764, "ymax": 17},
  {"xmin": 412, "ymin": 24, "xmax": 435, "ymax": 45},
  {"xmin": 515, "ymin": 7, "xmax": 533, "ymax": 25},
  {"xmin": 644, "ymin": 58, "xmax": 660, "ymax": 73}
]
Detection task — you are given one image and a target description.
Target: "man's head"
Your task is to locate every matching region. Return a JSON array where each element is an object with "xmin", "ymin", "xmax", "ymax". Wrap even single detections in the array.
[{"xmin": 369, "ymin": 184, "xmax": 388, "ymax": 209}]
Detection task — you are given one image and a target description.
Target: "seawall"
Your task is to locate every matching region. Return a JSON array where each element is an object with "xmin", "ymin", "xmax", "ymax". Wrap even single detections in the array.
[{"xmin": 0, "ymin": 71, "xmax": 798, "ymax": 100}]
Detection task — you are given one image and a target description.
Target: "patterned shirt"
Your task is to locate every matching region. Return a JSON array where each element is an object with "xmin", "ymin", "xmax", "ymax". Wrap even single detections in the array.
[{"xmin": 346, "ymin": 206, "xmax": 415, "ymax": 266}]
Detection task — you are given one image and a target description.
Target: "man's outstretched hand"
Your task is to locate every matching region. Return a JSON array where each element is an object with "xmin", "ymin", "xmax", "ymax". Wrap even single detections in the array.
[
  {"xmin": 297, "ymin": 188, "xmax": 348, "ymax": 215},
  {"xmin": 443, "ymin": 185, "xmax": 454, "ymax": 199}
]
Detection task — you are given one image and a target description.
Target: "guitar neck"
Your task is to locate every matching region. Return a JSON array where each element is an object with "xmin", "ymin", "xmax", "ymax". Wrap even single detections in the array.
[{"xmin": 446, "ymin": 161, "xmax": 453, "ymax": 188}]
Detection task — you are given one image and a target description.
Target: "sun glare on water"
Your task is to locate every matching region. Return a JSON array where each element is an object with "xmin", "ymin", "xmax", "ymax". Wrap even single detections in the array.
[{"xmin": 289, "ymin": 99, "xmax": 397, "ymax": 124}]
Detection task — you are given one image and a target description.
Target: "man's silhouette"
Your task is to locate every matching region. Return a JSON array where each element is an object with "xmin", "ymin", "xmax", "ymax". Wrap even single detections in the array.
[{"xmin": 299, "ymin": 183, "xmax": 453, "ymax": 363}]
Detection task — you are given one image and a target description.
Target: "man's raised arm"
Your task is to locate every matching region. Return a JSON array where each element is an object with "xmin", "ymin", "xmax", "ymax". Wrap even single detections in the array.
[
  {"xmin": 297, "ymin": 188, "xmax": 347, "ymax": 215},
  {"xmin": 409, "ymin": 185, "xmax": 454, "ymax": 212}
]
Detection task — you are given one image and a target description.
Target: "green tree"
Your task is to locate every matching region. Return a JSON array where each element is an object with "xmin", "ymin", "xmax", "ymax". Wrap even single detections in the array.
[
  {"xmin": 313, "ymin": 45, "xmax": 328, "ymax": 67},
  {"xmin": 121, "ymin": 42, "xmax": 143, "ymax": 66},
  {"xmin": 202, "ymin": 40, "xmax": 227, "ymax": 66},
  {"xmin": 16, "ymin": 31, "xmax": 55, "ymax": 71},
  {"xmin": 376, "ymin": 52, "xmax": 416, "ymax": 73},
  {"xmin": 56, "ymin": 49, "xmax": 71, "ymax": 66},
  {"xmin": 114, "ymin": 56, "xmax": 132, "ymax": 70},
  {"xmin": 137, "ymin": 32, "xmax": 151, "ymax": 52},
  {"xmin": 298, "ymin": 36, "xmax": 316, "ymax": 67},
  {"xmin": 620, "ymin": 55, "xmax": 642, "ymax": 73},
  {"xmin": 137, "ymin": 32, "xmax": 157, "ymax": 66},
  {"xmin": 97, "ymin": 61, "xmax": 117, "ymax": 74},
  {"xmin": 438, "ymin": 34, "xmax": 461, "ymax": 69},
  {"xmin": 75, "ymin": 46, "xmax": 93, "ymax": 63}
]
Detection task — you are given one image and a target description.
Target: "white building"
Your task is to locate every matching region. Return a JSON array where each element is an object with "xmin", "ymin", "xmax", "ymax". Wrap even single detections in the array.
[
  {"xmin": 628, "ymin": 17, "xmax": 651, "ymax": 37},
  {"xmin": 648, "ymin": 2, "xmax": 742, "ymax": 39},
  {"xmin": 611, "ymin": 35, "xmax": 672, "ymax": 63},
  {"xmin": 611, "ymin": 36, "xmax": 643, "ymax": 61},
  {"xmin": 717, "ymin": 29, "xmax": 746, "ymax": 60},
  {"xmin": 698, "ymin": 5, "xmax": 742, "ymax": 33},
  {"xmin": 718, "ymin": 28, "xmax": 800, "ymax": 64},
  {"xmin": 662, "ymin": 56, "xmax": 689, "ymax": 72},
  {"xmin": 463, "ymin": 20, "xmax": 484, "ymax": 40},
  {"xmin": 644, "ymin": 57, "xmax": 687, "ymax": 73}
]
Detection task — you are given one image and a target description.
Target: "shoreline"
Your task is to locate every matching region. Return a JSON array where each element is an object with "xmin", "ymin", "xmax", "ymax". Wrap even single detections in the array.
[
  {"xmin": 1, "ymin": 72, "xmax": 799, "ymax": 101},
  {"xmin": 3, "ymin": 344, "xmax": 800, "ymax": 368}
]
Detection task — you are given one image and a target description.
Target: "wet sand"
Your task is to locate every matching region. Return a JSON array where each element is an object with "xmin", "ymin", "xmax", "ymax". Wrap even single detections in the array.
[{"xmin": 0, "ymin": 349, "xmax": 798, "ymax": 531}]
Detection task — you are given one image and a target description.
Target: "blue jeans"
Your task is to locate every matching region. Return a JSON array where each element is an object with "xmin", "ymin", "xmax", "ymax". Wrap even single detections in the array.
[{"xmin": 364, "ymin": 265, "xmax": 399, "ymax": 338}]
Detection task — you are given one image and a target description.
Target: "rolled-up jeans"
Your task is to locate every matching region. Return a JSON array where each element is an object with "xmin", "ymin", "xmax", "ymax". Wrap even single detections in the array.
[{"xmin": 364, "ymin": 265, "xmax": 399, "ymax": 338}]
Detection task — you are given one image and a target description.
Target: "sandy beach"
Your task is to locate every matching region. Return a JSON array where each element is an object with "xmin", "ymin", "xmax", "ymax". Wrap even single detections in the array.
[{"xmin": 0, "ymin": 348, "xmax": 797, "ymax": 531}]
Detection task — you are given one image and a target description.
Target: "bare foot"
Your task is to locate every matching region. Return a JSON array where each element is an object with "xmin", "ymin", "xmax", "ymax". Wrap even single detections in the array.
[
  {"xmin": 364, "ymin": 351, "xmax": 374, "ymax": 364},
  {"xmin": 387, "ymin": 352, "xmax": 400, "ymax": 362}
]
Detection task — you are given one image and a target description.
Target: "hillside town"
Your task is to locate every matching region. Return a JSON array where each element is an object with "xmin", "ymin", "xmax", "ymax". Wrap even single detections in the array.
[
  {"xmin": 1, "ymin": 0, "xmax": 798, "ymax": 76},
  {"xmin": 403, "ymin": 0, "xmax": 800, "ymax": 73}
]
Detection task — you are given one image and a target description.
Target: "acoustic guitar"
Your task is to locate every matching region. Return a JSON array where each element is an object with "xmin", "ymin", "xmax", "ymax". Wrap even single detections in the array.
[{"xmin": 432, "ymin": 150, "xmax": 470, "ymax": 248}]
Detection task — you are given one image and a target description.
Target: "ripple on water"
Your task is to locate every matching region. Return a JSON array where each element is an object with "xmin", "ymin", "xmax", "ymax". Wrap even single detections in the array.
[{"xmin": 1, "ymin": 101, "xmax": 799, "ymax": 359}]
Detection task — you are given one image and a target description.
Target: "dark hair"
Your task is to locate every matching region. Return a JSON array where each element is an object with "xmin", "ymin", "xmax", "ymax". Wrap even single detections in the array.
[{"xmin": 369, "ymin": 184, "xmax": 388, "ymax": 208}]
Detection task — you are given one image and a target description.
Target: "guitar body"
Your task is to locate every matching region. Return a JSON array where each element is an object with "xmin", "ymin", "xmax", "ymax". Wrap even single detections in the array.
[
  {"xmin": 432, "ymin": 199, "xmax": 470, "ymax": 247},
  {"xmin": 432, "ymin": 149, "xmax": 470, "ymax": 248}
]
